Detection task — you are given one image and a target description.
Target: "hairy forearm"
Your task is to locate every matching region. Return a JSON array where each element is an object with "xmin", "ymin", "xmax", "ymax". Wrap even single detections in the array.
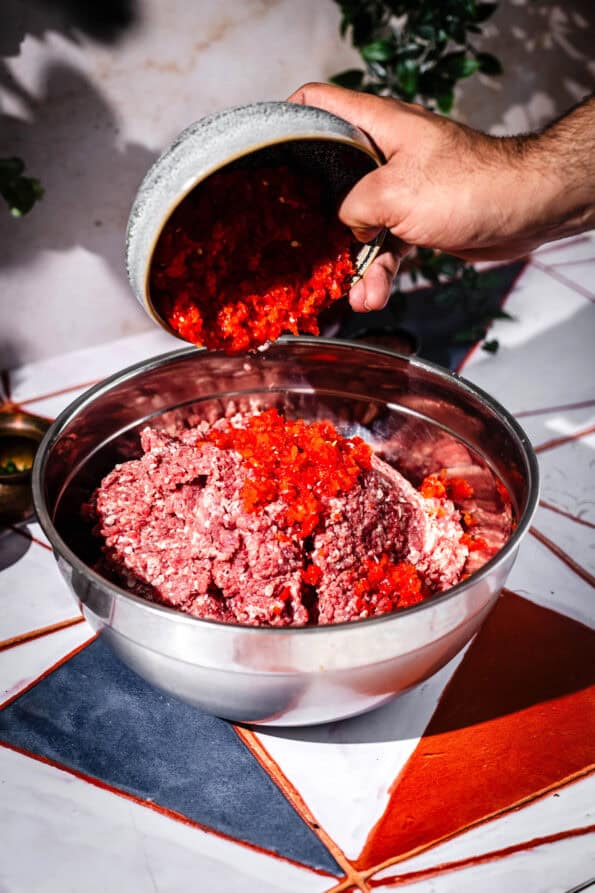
[{"xmin": 510, "ymin": 95, "xmax": 595, "ymax": 246}]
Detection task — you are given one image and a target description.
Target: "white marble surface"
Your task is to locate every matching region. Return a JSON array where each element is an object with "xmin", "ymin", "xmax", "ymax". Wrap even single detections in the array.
[
  {"xmin": 0, "ymin": 746, "xmax": 332, "ymax": 893},
  {"xmin": 257, "ymin": 653, "xmax": 467, "ymax": 860}
]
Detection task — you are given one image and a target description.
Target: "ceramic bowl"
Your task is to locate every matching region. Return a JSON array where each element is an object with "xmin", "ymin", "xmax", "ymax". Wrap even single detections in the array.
[
  {"xmin": 33, "ymin": 339, "xmax": 539, "ymax": 727},
  {"xmin": 126, "ymin": 101, "xmax": 384, "ymax": 340}
]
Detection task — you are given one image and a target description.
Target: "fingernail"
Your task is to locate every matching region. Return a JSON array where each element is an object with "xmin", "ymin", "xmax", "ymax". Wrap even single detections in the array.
[{"xmin": 353, "ymin": 227, "xmax": 380, "ymax": 243}]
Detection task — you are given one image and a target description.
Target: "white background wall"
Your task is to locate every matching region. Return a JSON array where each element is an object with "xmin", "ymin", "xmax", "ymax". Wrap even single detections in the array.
[{"xmin": 1, "ymin": 0, "xmax": 593, "ymax": 366}]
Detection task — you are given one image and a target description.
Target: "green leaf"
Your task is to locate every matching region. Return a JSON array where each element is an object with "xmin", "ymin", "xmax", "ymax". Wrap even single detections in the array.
[
  {"xmin": 443, "ymin": 17, "xmax": 467, "ymax": 45},
  {"xmin": 362, "ymin": 81, "xmax": 388, "ymax": 95},
  {"xmin": 439, "ymin": 51, "xmax": 481, "ymax": 79},
  {"xmin": 394, "ymin": 42, "xmax": 424, "ymax": 61},
  {"xmin": 418, "ymin": 66, "xmax": 456, "ymax": 100},
  {"xmin": 474, "ymin": 2, "xmax": 498, "ymax": 22},
  {"xmin": 0, "ymin": 156, "xmax": 44, "ymax": 217},
  {"xmin": 0, "ymin": 156, "xmax": 25, "ymax": 184},
  {"xmin": 492, "ymin": 308, "xmax": 515, "ymax": 320},
  {"xmin": 436, "ymin": 256, "xmax": 463, "ymax": 278},
  {"xmin": 361, "ymin": 39, "xmax": 395, "ymax": 62},
  {"xmin": 330, "ymin": 68, "xmax": 365, "ymax": 89},
  {"xmin": 416, "ymin": 24, "xmax": 436, "ymax": 41},
  {"xmin": 350, "ymin": 10, "xmax": 377, "ymax": 48},
  {"xmin": 482, "ymin": 338, "xmax": 500, "ymax": 353},
  {"xmin": 436, "ymin": 90, "xmax": 454, "ymax": 113},
  {"xmin": 463, "ymin": 0, "xmax": 479, "ymax": 16},
  {"xmin": 396, "ymin": 59, "xmax": 419, "ymax": 97},
  {"xmin": 477, "ymin": 51, "xmax": 503, "ymax": 75}
]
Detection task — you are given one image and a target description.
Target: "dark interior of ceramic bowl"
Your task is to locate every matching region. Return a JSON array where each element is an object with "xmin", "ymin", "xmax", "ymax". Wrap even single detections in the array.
[
  {"xmin": 146, "ymin": 138, "xmax": 383, "ymax": 322},
  {"xmin": 39, "ymin": 342, "xmax": 535, "ymax": 591}
]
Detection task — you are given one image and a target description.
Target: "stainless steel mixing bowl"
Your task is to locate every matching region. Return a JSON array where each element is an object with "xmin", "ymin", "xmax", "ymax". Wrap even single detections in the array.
[{"xmin": 32, "ymin": 339, "xmax": 539, "ymax": 726}]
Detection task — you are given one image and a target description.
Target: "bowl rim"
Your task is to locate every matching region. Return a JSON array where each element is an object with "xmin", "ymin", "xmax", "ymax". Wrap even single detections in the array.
[{"xmin": 32, "ymin": 336, "xmax": 540, "ymax": 637}]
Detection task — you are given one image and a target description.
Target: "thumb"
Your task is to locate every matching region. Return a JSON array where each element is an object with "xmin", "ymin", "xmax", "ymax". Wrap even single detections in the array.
[{"xmin": 338, "ymin": 164, "xmax": 400, "ymax": 241}]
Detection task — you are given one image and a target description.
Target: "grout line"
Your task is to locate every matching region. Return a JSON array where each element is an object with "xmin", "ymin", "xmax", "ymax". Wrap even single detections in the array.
[
  {"xmin": 0, "ymin": 634, "xmax": 97, "ymax": 711},
  {"xmin": 564, "ymin": 876, "xmax": 595, "ymax": 893},
  {"xmin": 366, "ymin": 823, "xmax": 595, "ymax": 888},
  {"xmin": 534, "ymin": 423, "xmax": 595, "ymax": 454},
  {"xmin": 550, "ymin": 256, "xmax": 595, "ymax": 267},
  {"xmin": 531, "ymin": 258, "xmax": 595, "ymax": 303},
  {"xmin": 324, "ymin": 878, "xmax": 366, "ymax": 892},
  {"xmin": 0, "ymin": 740, "xmax": 335, "ymax": 880},
  {"xmin": 0, "ymin": 616, "xmax": 86, "ymax": 653},
  {"xmin": 515, "ymin": 398, "xmax": 595, "ymax": 419},
  {"xmin": 529, "ymin": 527, "xmax": 595, "ymax": 589},
  {"xmin": 17, "ymin": 377, "xmax": 102, "ymax": 407},
  {"xmin": 8, "ymin": 524, "xmax": 52, "ymax": 552},
  {"xmin": 234, "ymin": 726, "xmax": 370, "ymax": 892},
  {"xmin": 358, "ymin": 765, "xmax": 595, "ymax": 880},
  {"xmin": 539, "ymin": 500, "xmax": 595, "ymax": 531},
  {"xmin": 534, "ymin": 235, "xmax": 593, "ymax": 256}
]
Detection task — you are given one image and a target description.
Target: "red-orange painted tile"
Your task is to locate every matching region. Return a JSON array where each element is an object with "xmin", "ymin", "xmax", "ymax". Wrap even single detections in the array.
[{"xmin": 356, "ymin": 591, "xmax": 595, "ymax": 871}]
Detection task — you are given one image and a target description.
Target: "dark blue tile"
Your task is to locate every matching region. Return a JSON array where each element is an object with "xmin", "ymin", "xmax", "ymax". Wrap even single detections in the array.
[
  {"xmin": 336, "ymin": 259, "xmax": 528, "ymax": 370},
  {"xmin": 0, "ymin": 637, "xmax": 339, "ymax": 875}
]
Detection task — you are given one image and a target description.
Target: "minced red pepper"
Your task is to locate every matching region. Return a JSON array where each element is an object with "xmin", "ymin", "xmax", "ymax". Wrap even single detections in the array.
[
  {"xmin": 302, "ymin": 563, "xmax": 323, "ymax": 587},
  {"xmin": 205, "ymin": 408, "xmax": 372, "ymax": 538},
  {"xmin": 150, "ymin": 165, "xmax": 356, "ymax": 354},
  {"xmin": 461, "ymin": 532, "xmax": 489, "ymax": 552},
  {"xmin": 420, "ymin": 470, "xmax": 474, "ymax": 502},
  {"xmin": 354, "ymin": 556, "xmax": 424, "ymax": 614}
]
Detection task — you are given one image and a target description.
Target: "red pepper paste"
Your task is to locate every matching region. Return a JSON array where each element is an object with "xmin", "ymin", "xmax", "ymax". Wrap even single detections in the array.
[
  {"xmin": 150, "ymin": 165, "xmax": 356, "ymax": 354},
  {"xmin": 353, "ymin": 556, "xmax": 424, "ymax": 614},
  {"xmin": 420, "ymin": 470, "xmax": 474, "ymax": 502},
  {"xmin": 205, "ymin": 408, "xmax": 372, "ymax": 538},
  {"xmin": 420, "ymin": 469, "xmax": 500, "ymax": 556}
]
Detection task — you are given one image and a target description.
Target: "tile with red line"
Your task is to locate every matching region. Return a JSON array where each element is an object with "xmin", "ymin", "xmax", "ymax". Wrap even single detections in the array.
[
  {"xmin": 0, "ymin": 524, "xmax": 83, "ymax": 648},
  {"xmin": 1, "ymin": 237, "xmax": 594, "ymax": 892}
]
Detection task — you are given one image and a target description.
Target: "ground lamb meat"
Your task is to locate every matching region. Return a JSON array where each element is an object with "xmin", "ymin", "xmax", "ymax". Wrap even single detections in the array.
[{"xmin": 85, "ymin": 412, "xmax": 482, "ymax": 627}]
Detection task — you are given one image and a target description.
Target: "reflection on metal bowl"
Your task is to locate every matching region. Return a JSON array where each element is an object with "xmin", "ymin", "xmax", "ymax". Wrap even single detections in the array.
[{"xmin": 32, "ymin": 338, "xmax": 538, "ymax": 726}]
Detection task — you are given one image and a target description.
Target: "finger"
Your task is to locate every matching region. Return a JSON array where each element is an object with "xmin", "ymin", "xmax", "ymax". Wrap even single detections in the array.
[
  {"xmin": 349, "ymin": 240, "xmax": 405, "ymax": 312},
  {"xmin": 352, "ymin": 224, "xmax": 384, "ymax": 243},
  {"xmin": 287, "ymin": 81, "xmax": 400, "ymax": 151}
]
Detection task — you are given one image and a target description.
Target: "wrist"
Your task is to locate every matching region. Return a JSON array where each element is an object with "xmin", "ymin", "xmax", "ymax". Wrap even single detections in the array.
[
  {"xmin": 505, "ymin": 113, "xmax": 595, "ymax": 248},
  {"xmin": 494, "ymin": 135, "xmax": 563, "ymax": 249}
]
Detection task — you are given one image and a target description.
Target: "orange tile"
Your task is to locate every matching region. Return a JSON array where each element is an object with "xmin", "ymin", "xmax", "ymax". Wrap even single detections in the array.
[{"xmin": 357, "ymin": 591, "xmax": 595, "ymax": 871}]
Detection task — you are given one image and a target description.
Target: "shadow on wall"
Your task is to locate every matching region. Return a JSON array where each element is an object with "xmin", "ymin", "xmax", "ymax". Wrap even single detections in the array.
[
  {"xmin": 0, "ymin": 0, "xmax": 155, "ymax": 286},
  {"xmin": 457, "ymin": 0, "xmax": 595, "ymax": 131},
  {"xmin": 0, "ymin": 0, "xmax": 139, "ymax": 55}
]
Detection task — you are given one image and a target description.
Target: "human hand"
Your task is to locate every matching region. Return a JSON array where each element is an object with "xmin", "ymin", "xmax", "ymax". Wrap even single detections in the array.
[{"xmin": 288, "ymin": 83, "xmax": 589, "ymax": 312}]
